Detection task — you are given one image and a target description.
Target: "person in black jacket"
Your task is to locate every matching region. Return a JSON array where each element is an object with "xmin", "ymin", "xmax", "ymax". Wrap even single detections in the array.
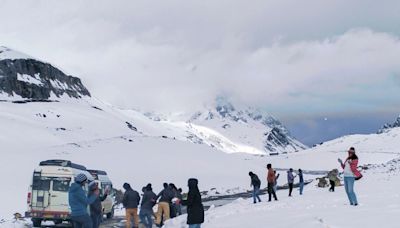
[
  {"xmin": 139, "ymin": 184, "xmax": 157, "ymax": 228},
  {"xmin": 182, "ymin": 178, "xmax": 204, "ymax": 228},
  {"xmin": 155, "ymin": 183, "xmax": 174, "ymax": 227},
  {"xmin": 88, "ymin": 182, "xmax": 108, "ymax": 228},
  {"xmin": 122, "ymin": 183, "xmax": 141, "ymax": 228}
]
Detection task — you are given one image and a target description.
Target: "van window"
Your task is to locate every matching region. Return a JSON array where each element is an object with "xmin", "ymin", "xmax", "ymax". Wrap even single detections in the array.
[
  {"xmin": 53, "ymin": 178, "xmax": 71, "ymax": 192},
  {"xmin": 32, "ymin": 177, "xmax": 51, "ymax": 191}
]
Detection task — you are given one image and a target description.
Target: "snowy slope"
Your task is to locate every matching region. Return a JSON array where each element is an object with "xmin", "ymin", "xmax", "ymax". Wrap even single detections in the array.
[
  {"xmin": 1, "ymin": 47, "xmax": 400, "ymax": 227},
  {"xmin": 0, "ymin": 46, "xmax": 32, "ymax": 60},
  {"xmin": 144, "ymin": 98, "xmax": 307, "ymax": 155},
  {"xmin": 165, "ymin": 157, "xmax": 400, "ymax": 228}
]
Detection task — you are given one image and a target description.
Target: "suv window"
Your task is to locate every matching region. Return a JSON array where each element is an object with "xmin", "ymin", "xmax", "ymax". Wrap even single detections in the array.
[
  {"xmin": 32, "ymin": 177, "xmax": 51, "ymax": 191},
  {"xmin": 53, "ymin": 178, "xmax": 71, "ymax": 192}
]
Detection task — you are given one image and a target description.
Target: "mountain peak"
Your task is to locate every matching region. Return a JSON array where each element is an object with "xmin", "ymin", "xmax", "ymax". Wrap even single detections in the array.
[
  {"xmin": 378, "ymin": 115, "xmax": 400, "ymax": 134},
  {"xmin": 0, "ymin": 46, "xmax": 90, "ymax": 101}
]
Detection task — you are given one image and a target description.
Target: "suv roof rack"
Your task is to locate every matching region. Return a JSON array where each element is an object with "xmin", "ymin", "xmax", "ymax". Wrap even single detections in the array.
[
  {"xmin": 87, "ymin": 169, "xmax": 107, "ymax": 175},
  {"xmin": 39, "ymin": 160, "xmax": 87, "ymax": 171}
]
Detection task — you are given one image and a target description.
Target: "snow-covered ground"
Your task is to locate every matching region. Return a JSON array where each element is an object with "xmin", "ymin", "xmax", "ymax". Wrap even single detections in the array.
[
  {"xmin": 0, "ymin": 96, "xmax": 399, "ymax": 227},
  {"xmin": 165, "ymin": 158, "xmax": 400, "ymax": 228}
]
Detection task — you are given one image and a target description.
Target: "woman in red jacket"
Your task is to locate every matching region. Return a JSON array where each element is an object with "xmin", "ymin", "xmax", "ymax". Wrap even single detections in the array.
[{"xmin": 338, "ymin": 147, "xmax": 361, "ymax": 206}]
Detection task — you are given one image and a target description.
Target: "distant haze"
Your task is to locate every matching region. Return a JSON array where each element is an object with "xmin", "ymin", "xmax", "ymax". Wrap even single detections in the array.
[{"xmin": 1, "ymin": 0, "xmax": 400, "ymax": 145}]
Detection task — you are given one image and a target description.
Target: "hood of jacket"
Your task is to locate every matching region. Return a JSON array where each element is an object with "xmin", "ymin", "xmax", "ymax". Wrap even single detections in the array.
[{"xmin": 188, "ymin": 178, "xmax": 198, "ymax": 190}]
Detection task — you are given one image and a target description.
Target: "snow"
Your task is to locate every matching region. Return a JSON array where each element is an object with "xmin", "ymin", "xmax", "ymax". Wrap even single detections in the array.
[
  {"xmin": 0, "ymin": 97, "xmax": 399, "ymax": 228},
  {"xmin": 165, "ymin": 158, "xmax": 400, "ymax": 228},
  {"xmin": 16, "ymin": 73, "xmax": 43, "ymax": 86},
  {"xmin": 0, "ymin": 46, "xmax": 33, "ymax": 60}
]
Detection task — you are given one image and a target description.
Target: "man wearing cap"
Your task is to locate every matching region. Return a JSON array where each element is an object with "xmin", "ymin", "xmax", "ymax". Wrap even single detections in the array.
[{"xmin": 68, "ymin": 173, "xmax": 99, "ymax": 228}]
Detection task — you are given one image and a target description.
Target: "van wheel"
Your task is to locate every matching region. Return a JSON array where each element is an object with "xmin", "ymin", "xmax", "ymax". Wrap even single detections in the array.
[
  {"xmin": 32, "ymin": 218, "xmax": 42, "ymax": 227},
  {"xmin": 106, "ymin": 207, "xmax": 114, "ymax": 219}
]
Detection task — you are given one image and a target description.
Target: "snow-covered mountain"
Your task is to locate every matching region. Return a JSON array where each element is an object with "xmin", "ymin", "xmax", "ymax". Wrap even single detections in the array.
[
  {"xmin": 377, "ymin": 115, "xmax": 400, "ymax": 134},
  {"xmin": 0, "ymin": 46, "xmax": 90, "ymax": 100},
  {"xmin": 186, "ymin": 98, "xmax": 306, "ymax": 154},
  {"xmin": 1, "ymin": 47, "xmax": 400, "ymax": 227},
  {"xmin": 0, "ymin": 47, "xmax": 307, "ymax": 217},
  {"xmin": 0, "ymin": 46, "xmax": 305, "ymax": 155}
]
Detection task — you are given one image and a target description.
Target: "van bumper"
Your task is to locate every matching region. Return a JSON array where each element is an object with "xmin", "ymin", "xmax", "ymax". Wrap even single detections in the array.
[{"xmin": 25, "ymin": 210, "xmax": 70, "ymax": 220}]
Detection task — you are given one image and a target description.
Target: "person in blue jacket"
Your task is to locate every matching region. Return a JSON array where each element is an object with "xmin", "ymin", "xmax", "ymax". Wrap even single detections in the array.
[{"xmin": 68, "ymin": 173, "xmax": 98, "ymax": 228}]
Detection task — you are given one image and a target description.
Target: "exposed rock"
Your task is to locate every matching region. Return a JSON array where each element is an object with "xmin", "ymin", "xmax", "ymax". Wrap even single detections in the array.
[{"xmin": 0, "ymin": 49, "xmax": 90, "ymax": 100}]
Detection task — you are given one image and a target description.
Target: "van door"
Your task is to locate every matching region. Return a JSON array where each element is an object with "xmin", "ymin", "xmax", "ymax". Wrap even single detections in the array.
[
  {"xmin": 31, "ymin": 176, "xmax": 51, "ymax": 210},
  {"xmin": 49, "ymin": 177, "xmax": 71, "ymax": 212}
]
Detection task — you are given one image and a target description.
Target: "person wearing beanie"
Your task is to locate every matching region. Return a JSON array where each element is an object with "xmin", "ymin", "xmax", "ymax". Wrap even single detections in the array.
[
  {"xmin": 68, "ymin": 173, "xmax": 98, "ymax": 228},
  {"xmin": 88, "ymin": 182, "xmax": 108, "ymax": 228},
  {"xmin": 338, "ymin": 147, "xmax": 362, "ymax": 206},
  {"xmin": 182, "ymin": 178, "xmax": 204, "ymax": 228},
  {"xmin": 122, "ymin": 183, "xmax": 141, "ymax": 228}
]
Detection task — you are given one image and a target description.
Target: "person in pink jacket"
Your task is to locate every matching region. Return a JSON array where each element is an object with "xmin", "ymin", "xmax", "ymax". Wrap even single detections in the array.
[{"xmin": 338, "ymin": 147, "xmax": 362, "ymax": 206}]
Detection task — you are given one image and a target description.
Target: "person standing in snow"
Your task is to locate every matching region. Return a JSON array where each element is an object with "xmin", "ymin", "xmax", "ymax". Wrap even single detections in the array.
[
  {"xmin": 338, "ymin": 147, "xmax": 362, "ymax": 206},
  {"xmin": 328, "ymin": 169, "xmax": 339, "ymax": 192},
  {"xmin": 155, "ymin": 183, "xmax": 174, "ymax": 227},
  {"xmin": 169, "ymin": 183, "xmax": 179, "ymax": 218},
  {"xmin": 287, "ymin": 168, "xmax": 296, "ymax": 197},
  {"xmin": 249, "ymin": 171, "xmax": 262, "ymax": 203},
  {"xmin": 266, "ymin": 164, "xmax": 278, "ymax": 201},
  {"xmin": 298, "ymin": 169, "xmax": 304, "ymax": 195},
  {"xmin": 140, "ymin": 184, "xmax": 157, "ymax": 228},
  {"xmin": 88, "ymin": 182, "xmax": 108, "ymax": 228},
  {"xmin": 68, "ymin": 173, "xmax": 98, "ymax": 228},
  {"xmin": 182, "ymin": 178, "xmax": 204, "ymax": 228},
  {"xmin": 176, "ymin": 188, "xmax": 183, "ymax": 215},
  {"xmin": 273, "ymin": 170, "xmax": 280, "ymax": 193},
  {"xmin": 122, "ymin": 183, "xmax": 141, "ymax": 228}
]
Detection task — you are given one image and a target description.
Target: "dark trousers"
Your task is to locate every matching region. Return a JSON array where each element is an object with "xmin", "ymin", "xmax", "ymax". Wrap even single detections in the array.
[
  {"xmin": 71, "ymin": 214, "xmax": 92, "ymax": 228},
  {"xmin": 267, "ymin": 182, "xmax": 278, "ymax": 201},
  {"xmin": 288, "ymin": 183, "xmax": 294, "ymax": 196},
  {"xmin": 139, "ymin": 209, "xmax": 153, "ymax": 228},
  {"xmin": 329, "ymin": 180, "xmax": 335, "ymax": 192},
  {"xmin": 91, "ymin": 213, "xmax": 102, "ymax": 228}
]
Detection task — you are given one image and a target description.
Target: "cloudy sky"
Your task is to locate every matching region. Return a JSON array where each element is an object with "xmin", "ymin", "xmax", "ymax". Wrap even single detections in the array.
[{"xmin": 1, "ymin": 0, "xmax": 400, "ymax": 145}]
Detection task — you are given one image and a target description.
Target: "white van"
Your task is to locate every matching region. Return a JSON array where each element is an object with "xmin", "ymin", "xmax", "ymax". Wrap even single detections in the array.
[
  {"xmin": 25, "ymin": 160, "xmax": 94, "ymax": 227},
  {"xmin": 87, "ymin": 169, "xmax": 115, "ymax": 219}
]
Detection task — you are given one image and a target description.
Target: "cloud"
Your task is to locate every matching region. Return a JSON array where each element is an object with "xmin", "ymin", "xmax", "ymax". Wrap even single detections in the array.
[{"xmin": 1, "ymin": 0, "xmax": 400, "ymax": 116}]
